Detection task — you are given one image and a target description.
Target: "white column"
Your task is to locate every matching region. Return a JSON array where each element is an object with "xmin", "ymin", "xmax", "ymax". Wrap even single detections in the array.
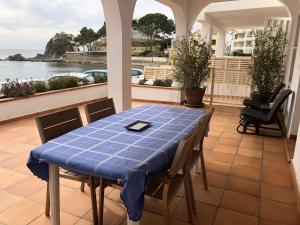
[
  {"xmin": 101, "ymin": 0, "xmax": 137, "ymax": 112},
  {"xmin": 215, "ymin": 29, "xmax": 226, "ymax": 56},
  {"xmin": 284, "ymin": 2, "xmax": 300, "ymax": 136},
  {"xmin": 199, "ymin": 21, "xmax": 213, "ymax": 44}
]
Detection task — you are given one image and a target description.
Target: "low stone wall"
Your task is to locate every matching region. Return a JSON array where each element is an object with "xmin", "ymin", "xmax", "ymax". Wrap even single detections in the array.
[{"xmin": 0, "ymin": 83, "xmax": 108, "ymax": 123}]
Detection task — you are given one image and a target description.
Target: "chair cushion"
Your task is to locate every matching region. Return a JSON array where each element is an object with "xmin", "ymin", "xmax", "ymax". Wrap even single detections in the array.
[{"xmin": 241, "ymin": 108, "xmax": 269, "ymax": 122}]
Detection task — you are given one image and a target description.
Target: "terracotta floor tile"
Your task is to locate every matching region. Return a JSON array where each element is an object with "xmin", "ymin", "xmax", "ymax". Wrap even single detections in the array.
[
  {"xmin": 192, "ymin": 171, "xmax": 227, "ymax": 188},
  {"xmin": 264, "ymin": 138, "xmax": 285, "ymax": 147},
  {"xmin": 0, "ymin": 152, "xmax": 12, "ymax": 162},
  {"xmin": 260, "ymin": 199, "xmax": 300, "ymax": 225},
  {"xmin": 29, "ymin": 211, "xmax": 79, "ymax": 225},
  {"xmin": 216, "ymin": 137, "xmax": 240, "ymax": 147},
  {"xmin": 0, "ymin": 199, "xmax": 44, "ymax": 225},
  {"xmin": 264, "ymin": 144, "xmax": 286, "ymax": 154},
  {"xmin": 144, "ymin": 196, "xmax": 181, "ymax": 216},
  {"xmin": 242, "ymin": 135, "xmax": 264, "ymax": 144},
  {"xmin": 214, "ymin": 208, "xmax": 258, "ymax": 225},
  {"xmin": 230, "ymin": 164, "xmax": 261, "ymax": 182},
  {"xmin": 4, "ymin": 176, "xmax": 46, "ymax": 198},
  {"xmin": 205, "ymin": 160, "xmax": 231, "ymax": 175},
  {"xmin": 29, "ymin": 185, "xmax": 74, "ymax": 204},
  {"xmin": 262, "ymin": 160, "xmax": 290, "ymax": 175},
  {"xmin": 234, "ymin": 155, "xmax": 262, "ymax": 169},
  {"xmin": 0, "ymin": 167, "xmax": 28, "ymax": 189},
  {"xmin": 221, "ymin": 190, "xmax": 260, "ymax": 216},
  {"xmin": 206, "ymin": 151, "xmax": 236, "ymax": 164},
  {"xmin": 61, "ymin": 190, "xmax": 93, "ymax": 217},
  {"xmin": 206, "ymin": 136, "xmax": 219, "ymax": 143},
  {"xmin": 192, "ymin": 183, "xmax": 224, "ymax": 206},
  {"xmin": 262, "ymin": 171, "xmax": 293, "ymax": 188},
  {"xmin": 75, "ymin": 219, "xmax": 93, "ymax": 225},
  {"xmin": 263, "ymin": 152, "xmax": 287, "ymax": 163},
  {"xmin": 0, "ymin": 190, "xmax": 23, "ymax": 212},
  {"xmin": 238, "ymin": 147, "xmax": 262, "ymax": 159},
  {"xmin": 260, "ymin": 218, "xmax": 286, "ymax": 225},
  {"xmin": 226, "ymin": 176, "xmax": 260, "ymax": 197},
  {"xmin": 220, "ymin": 133, "xmax": 242, "ymax": 141},
  {"xmin": 213, "ymin": 144, "xmax": 238, "ymax": 154},
  {"xmin": 172, "ymin": 199, "xmax": 217, "ymax": 225},
  {"xmin": 83, "ymin": 199, "xmax": 126, "ymax": 225},
  {"xmin": 204, "ymin": 141, "xmax": 216, "ymax": 151},
  {"xmin": 261, "ymin": 183, "xmax": 297, "ymax": 205},
  {"xmin": 240, "ymin": 141, "xmax": 264, "ymax": 151}
]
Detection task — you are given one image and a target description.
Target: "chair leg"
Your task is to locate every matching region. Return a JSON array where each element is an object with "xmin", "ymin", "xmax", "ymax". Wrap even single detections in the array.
[
  {"xmin": 187, "ymin": 172, "xmax": 197, "ymax": 216},
  {"xmin": 200, "ymin": 151, "xmax": 208, "ymax": 191},
  {"xmin": 98, "ymin": 178, "xmax": 105, "ymax": 225},
  {"xmin": 89, "ymin": 177, "xmax": 98, "ymax": 225},
  {"xmin": 183, "ymin": 176, "xmax": 193, "ymax": 223},
  {"xmin": 81, "ymin": 182, "xmax": 85, "ymax": 192},
  {"xmin": 45, "ymin": 183, "xmax": 50, "ymax": 217},
  {"xmin": 162, "ymin": 185, "xmax": 171, "ymax": 225}
]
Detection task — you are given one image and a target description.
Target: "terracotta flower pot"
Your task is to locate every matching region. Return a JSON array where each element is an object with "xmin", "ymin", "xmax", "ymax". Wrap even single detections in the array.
[
  {"xmin": 250, "ymin": 92, "xmax": 271, "ymax": 104},
  {"xmin": 185, "ymin": 88, "xmax": 206, "ymax": 108}
]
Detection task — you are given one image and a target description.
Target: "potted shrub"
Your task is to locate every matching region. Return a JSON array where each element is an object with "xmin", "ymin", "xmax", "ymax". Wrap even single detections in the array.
[
  {"xmin": 173, "ymin": 34, "xmax": 212, "ymax": 107},
  {"xmin": 249, "ymin": 26, "xmax": 287, "ymax": 103}
]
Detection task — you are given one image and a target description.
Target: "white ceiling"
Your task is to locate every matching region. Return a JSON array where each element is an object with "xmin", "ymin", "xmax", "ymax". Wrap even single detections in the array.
[{"xmin": 206, "ymin": 6, "xmax": 289, "ymax": 29}]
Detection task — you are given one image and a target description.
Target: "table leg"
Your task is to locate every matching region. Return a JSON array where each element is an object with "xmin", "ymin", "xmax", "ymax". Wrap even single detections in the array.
[
  {"xmin": 49, "ymin": 164, "xmax": 60, "ymax": 225},
  {"xmin": 127, "ymin": 214, "xmax": 140, "ymax": 225}
]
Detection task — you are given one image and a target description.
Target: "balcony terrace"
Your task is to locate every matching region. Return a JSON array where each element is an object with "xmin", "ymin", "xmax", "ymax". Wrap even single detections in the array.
[{"xmin": 0, "ymin": 101, "xmax": 298, "ymax": 225}]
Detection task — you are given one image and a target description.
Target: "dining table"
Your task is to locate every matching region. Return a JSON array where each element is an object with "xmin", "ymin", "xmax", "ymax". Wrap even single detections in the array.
[{"xmin": 27, "ymin": 104, "xmax": 207, "ymax": 225}]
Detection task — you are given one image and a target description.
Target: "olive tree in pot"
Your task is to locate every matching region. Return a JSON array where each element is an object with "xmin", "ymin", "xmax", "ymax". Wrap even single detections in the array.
[
  {"xmin": 249, "ymin": 26, "xmax": 287, "ymax": 104},
  {"xmin": 173, "ymin": 34, "xmax": 213, "ymax": 107}
]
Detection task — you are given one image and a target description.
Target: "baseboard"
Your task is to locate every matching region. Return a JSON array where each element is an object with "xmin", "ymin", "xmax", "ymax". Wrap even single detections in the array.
[
  {"xmin": 290, "ymin": 134, "xmax": 298, "ymax": 140},
  {"xmin": 290, "ymin": 160, "xmax": 300, "ymax": 213}
]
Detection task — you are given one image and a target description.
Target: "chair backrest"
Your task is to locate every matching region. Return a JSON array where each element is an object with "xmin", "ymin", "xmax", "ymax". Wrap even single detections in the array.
[
  {"xmin": 267, "ymin": 89, "xmax": 292, "ymax": 120},
  {"xmin": 36, "ymin": 107, "xmax": 83, "ymax": 144},
  {"xmin": 168, "ymin": 118, "xmax": 203, "ymax": 178},
  {"xmin": 194, "ymin": 108, "xmax": 214, "ymax": 148},
  {"xmin": 267, "ymin": 82, "xmax": 286, "ymax": 105},
  {"xmin": 84, "ymin": 98, "xmax": 116, "ymax": 123}
]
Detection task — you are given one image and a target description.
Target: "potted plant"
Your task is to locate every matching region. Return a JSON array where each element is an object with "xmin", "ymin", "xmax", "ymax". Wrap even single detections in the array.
[
  {"xmin": 249, "ymin": 26, "xmax": 287, "ymax": 104},
  {"xmin": 173, "ymin": 34, "xmax": 212, "ymax": 107}
]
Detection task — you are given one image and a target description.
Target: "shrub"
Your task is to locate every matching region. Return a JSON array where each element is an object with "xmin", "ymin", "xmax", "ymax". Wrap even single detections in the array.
[
  {"xmin": 139, "ymin": 50, "xmax": 151, "ymax": 57},
  {"xmin": 249, "ymin": 26, "xmax": 287, "ymax": 94},
  {"xmin": 48, "ymin": 76, "xmax": 79, "ymax": 90},
  {"xmin": 153, "ymin": 79, "xmax": 173, "ymax": 87},
  {"xmin": 173, "ymin": 34, "xmax": 212, "ymax": 89},
  {"xmin": 1, "ymin": 79, "xmax": 36, "ymax": 97},
  {"xmin": 94, "ymin": 75, "xmax": 107, "ymax": 83},
  {"xmin": 138, "ymin": 78, "xmax": 148, "ymax": 85},
  {"xmin": 34, "ymin": 81, "xmax": 48, "ymax": 93}
]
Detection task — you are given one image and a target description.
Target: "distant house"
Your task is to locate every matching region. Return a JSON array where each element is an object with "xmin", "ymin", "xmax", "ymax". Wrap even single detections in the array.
[{"xmin": 91, "ymin": 28, "xmax": 162, "ymax": 54}]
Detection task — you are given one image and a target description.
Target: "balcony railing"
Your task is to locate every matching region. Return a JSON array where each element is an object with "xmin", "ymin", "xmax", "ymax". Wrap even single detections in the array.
[{"xmin": 143, "ymin": 56, "xmax": 253, "ymax": 106}]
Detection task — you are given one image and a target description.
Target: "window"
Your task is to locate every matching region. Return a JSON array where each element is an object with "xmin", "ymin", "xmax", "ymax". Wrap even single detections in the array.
[{"xmin": 212, "ymin": 39, "xmax": 216, "ymax": 45}]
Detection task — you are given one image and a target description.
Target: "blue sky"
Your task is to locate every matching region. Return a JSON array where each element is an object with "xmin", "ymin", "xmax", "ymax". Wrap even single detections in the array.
[{"xmin": 0, "ymin": 0, "xmax": 173, "ymax": 50}]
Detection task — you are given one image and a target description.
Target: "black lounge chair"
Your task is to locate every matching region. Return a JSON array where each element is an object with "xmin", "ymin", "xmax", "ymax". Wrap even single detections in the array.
[
  {"xmin": 243, "ymin": 82, "xmax": 286, "ymax": 111},
  {"xmin": 237, "ymin": 89, "xmax": 292, "ymax": 137}
]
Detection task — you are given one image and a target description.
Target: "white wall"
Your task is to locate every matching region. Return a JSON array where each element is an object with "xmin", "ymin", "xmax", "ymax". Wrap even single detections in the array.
[
  {"xmin": 132, "ymin": 85, "xmax": 184, "ymax": 103},
  {"xmin": 292, "ymin": 123, "xmax": 300, "ymax": 194}
]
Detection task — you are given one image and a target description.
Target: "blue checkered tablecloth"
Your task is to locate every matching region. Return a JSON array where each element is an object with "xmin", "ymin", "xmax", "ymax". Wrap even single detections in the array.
[{"xmin": 27, "ymin": 104, "xmax": 207, "ymax": 221}]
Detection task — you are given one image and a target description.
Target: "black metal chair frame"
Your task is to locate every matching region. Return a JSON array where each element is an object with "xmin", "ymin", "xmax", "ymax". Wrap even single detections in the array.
[{"xmin": 237, "ymin": 89, "xmax": 292, "ymax": 138}]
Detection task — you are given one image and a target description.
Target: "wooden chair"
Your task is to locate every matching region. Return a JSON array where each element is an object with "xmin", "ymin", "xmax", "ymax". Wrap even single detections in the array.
[
  {"xmin": 97, "ymin": 119, "xmax": 205, "ymax": 225},
  {"xmin": 84, "ymin": 98, "xmax": 116, "ymax": 123},
  {"xmin": 35, "ymin": 108, "xmax": 98, "ymax": 224},
  {"xmin": 186, "ymin": 108, "xmax": 214, "ymax": 216},
  {"xmin": 188, "ymin": 108, "xmax": 214, "ymax": 190}
]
